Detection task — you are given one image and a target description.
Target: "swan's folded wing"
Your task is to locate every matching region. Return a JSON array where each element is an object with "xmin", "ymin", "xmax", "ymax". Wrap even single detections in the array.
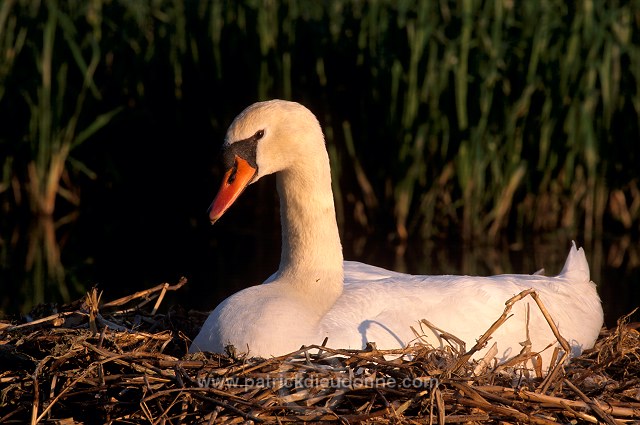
[{"xmin": 343, "ymin": 260, "xmax": 410, "ymax": 283}]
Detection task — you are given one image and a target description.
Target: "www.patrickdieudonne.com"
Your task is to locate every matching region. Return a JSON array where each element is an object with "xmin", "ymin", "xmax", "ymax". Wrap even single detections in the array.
[{"xmin": 197, "ymin": 372, "xmax": 439, "ymax": 391}]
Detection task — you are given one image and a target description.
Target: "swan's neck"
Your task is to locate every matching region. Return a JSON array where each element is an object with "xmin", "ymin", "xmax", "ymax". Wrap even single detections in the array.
[{"xmin": 274, "ymin": 151, "xmax": 344, "ymax": 312}]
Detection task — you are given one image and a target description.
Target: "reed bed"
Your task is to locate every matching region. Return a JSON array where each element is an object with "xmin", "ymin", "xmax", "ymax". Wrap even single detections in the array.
[
  {"xmin": 1, "ymin": 0, "xmax": 639, "ymax": 239},
  {"xmin": 1, "ymin": 281, "xmax": 638, "ymax": 424}
]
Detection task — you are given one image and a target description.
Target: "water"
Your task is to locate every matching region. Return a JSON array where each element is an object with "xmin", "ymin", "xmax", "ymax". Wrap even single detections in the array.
[{"xmin": 1, "ymin": 196, "xmax": 638, "ymax": 328}]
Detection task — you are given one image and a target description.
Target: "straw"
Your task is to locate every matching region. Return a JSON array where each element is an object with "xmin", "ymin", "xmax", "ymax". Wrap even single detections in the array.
[{"xmin": 1, "ymin": 283, "xmax": 638, "ymax": 423}]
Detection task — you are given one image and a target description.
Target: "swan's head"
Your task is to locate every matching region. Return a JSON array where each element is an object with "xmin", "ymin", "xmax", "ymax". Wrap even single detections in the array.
[{"xmin": 208, "ymin": 99, "xmax": 325, "ymax": 223}]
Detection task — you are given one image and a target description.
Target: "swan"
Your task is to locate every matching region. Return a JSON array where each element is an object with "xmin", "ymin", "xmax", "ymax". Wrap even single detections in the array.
[{"xmin": 189, "ymin": 99, "xmax": 603, "ymax": 372}]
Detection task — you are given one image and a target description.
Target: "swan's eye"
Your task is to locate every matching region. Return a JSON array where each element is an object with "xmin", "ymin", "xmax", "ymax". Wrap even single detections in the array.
[{"xmin": 254, "ymin": 129, "xmax": 265, "ymax": 140}]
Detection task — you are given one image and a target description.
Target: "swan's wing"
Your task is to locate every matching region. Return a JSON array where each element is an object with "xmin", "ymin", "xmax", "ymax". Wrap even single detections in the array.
[{"xmin": 343, "ymin": 260, "xmax": 410, "ymax": 283}]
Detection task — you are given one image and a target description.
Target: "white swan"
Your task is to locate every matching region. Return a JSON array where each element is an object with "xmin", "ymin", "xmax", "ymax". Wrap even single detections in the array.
[{"xmin": 190, "ymin": 100, "xmax": 603, "ymax": 372}]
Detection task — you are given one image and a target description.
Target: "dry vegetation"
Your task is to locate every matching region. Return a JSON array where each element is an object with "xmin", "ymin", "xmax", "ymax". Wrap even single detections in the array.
[{"xmin": 1, "ymin": 280, "xmax": 638, "ymax": 424}]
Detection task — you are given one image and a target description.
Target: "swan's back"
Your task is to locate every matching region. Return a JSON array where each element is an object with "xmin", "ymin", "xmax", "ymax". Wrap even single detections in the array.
[{"xmin": 323, "ymin": 243, "xmax": 602, "ymax": 371}]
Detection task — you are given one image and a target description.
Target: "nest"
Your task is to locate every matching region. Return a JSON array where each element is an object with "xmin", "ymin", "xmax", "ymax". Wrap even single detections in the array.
[{"xmin": 1, "ymin": 279, "xmax": 639, "ymax": 424}]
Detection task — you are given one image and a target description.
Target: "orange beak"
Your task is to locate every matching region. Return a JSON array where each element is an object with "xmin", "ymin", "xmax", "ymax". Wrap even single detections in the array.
[{"xmin": 208, "ymin": 156, "xmax": 258, "ymax": 224}]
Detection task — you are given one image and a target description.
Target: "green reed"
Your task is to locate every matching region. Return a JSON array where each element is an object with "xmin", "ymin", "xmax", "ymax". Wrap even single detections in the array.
[
  {"xmin": 351, "ymin": 0, "xmax": 640, "ymax": 241},
  {"xmin": 0, "ymin": 0, "xmax": 25, "ymax": 199},
  {"xmin": 12, "ymin": 0, "xmax": 120, "ymax": 215},
  {"xmin": 1, "ymin": 0, "xmax": 121, "ymax": 306},
  {"xmin": 2, "ymin": 0, "xmax": 639, "ymax": 246}
]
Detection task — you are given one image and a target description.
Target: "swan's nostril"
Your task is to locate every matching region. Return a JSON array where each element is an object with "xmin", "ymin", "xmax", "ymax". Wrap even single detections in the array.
[{"xmin": 226, "ymin": 163, "xmax": 238, "ymax": 185}]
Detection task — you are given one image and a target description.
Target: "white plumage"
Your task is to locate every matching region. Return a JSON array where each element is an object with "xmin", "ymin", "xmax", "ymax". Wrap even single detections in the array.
[{"xmin": 190, "ymin": 100, "xmax": 603, "ymax": 373}]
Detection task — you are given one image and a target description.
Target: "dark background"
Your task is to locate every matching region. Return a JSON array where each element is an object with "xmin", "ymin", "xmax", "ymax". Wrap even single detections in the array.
[{"xmin": 0, "ymin": 1, "xmax": 638, "ymax": 324}]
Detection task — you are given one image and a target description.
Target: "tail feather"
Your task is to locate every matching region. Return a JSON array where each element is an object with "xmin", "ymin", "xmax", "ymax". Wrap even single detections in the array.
[{"xmin": 558, "ymin": 240, "xmax": 590, "ymax": 282}]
